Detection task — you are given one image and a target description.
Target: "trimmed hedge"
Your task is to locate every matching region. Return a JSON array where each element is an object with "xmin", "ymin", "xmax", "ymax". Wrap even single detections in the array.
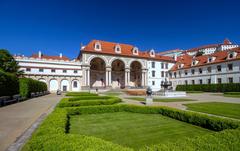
[
  {"xmin": 65, "ymin": 92, "xmax": 98, "ymax": 96},
  {"xmin": 23, "ymin": 104, "xmax": 240, "ymax": 151},
  {"xmin": 22, "ymin": 108, "xmax": 132, "ymax": 151},
  {"xmin": 58, "ymin": 97, "xmax": 121, "ymax": 107},
  {"xmin": 19, "ymin": 78, "xmax": 47, "ymax": 98},
  {"xmin": 224, "ymin": 92, "xmax": 240, "ymax": 95},
  {"xmin": 0, "ymin": 70, "xmax": 19, "ymax": 96},
  {"xmin": 176, "ymin": 83, "xmax": 240, "ymax": 92},
  {"xmin": 67, "ymin": 105, "xmax": 240, "ymax": 131}
]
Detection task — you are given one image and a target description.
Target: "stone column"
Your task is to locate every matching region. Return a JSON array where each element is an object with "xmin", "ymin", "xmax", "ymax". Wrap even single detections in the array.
[
  {"xmin": 69, "ymin": 77, "xmax": 72, "ymax": 91},
  {"xmin": 106, "ymin": 67, "xmax": 111, "ymax": 87},
  {"xmin": 87, "ymin": 68, "xmax": 90, "ymax": 86},
  {"xmin": 125, "ymin": 68, "xmax": 130, "ymax": 87}
]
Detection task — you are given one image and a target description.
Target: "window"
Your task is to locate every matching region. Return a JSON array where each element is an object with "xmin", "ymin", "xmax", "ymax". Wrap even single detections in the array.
[
  {"xmin": 26, "ymin": 68, "xmax": 31, "ymax": 72},
  {"xmin": 165, "ymin": 71, "xmax": 168, "ymax": 77},
  {"xmin": 184, "ymin": 70, "xmax": 188, "ymax": 75},
  {"xmin": 115, "ymin": 44, "xmax": 121, "ymax": 53},
  {"xmin": 174, "ymin": 72, "xmax": 176, "ymax": 78},
  {"xmin": 51, "ymin": 69, "xmax": 55, "ymax": 73},
  {"xmin": 161, "ymin": 71, "xmax": 164, "ymax": 77},
  {"xmin": 199, "ymin": 68, "xmax": 202, "ymax": 74},
  {"xmin": 165, "ymin": 63, "xmax": 168, "ymax": 69},
  {"xmin": 229, "ymin": 53, "xmax": 233, "ymax": 59},
  {"xmin": 63, "ymin": 70, "xmax": 67, "ymax": 73},
  {"xmin": 217, "ymin": 78, "xmax": 222, "ymax": 84},
  {"xmin": 207, "ymin": 79, "xmax": 211, "ymax": 84},
  {"xmin": 191, "ymin": 69, "xmax": 195, "ymax": 75},
  {"xmin": 169, "ymin": 72, "xmax": 172, "ymax": 78},
  {"xmin": 39, "ymin": 68, "xmax": 43, "ymax": 72},
  {"xmin": 73, "ymin": 81, "xmax": 78, "ymax": 88},
  {"xmin": 192, "ymin": 80, "xmax": 195, "ymax": 85},
  {"xmin": 74, "ymin": 70, "xmax": 78, "ymax": 74},
  {"xmin": 161, "ymin": 63, "xmax": 164, "ymax": 69},
  {"xmin": 94, "ymin": 42, "xmax": 101, "ymax": 51},
  {"xmin": 217, "ymin": 65, "xmax": 222, "ymax": 72},
  {"xmin": 228, "ymin": 64, "xmax": 233, "ymax": 71},
  {"xmin": 199, "ymin": 79, "xmax": 203, "ymax": 84},
  {"xmin": 207, "ymin": 67, "xmax": 212, "ymax": 73},
  {"xmin": 208, "ymin": 58, "xmax": 212, "ymax": 63},
  {"xmin": 185, "ymin": 80, "xmax": 188, "ymax": 85},
  {"xmin": 151, "ymin": 62, "xmax": 155, "ymax": 68},
  {"xmin": 152, "ymin": 81, "xmax": 155, "ymax": 85},
  {"xmin": 152, "ymin": 71, "xmax": 155, "ymax": 77},
  {"xmin": 178, "ymin": 71, "xmax": 181, "ymax": 77},
  {"xmin": 228, "ymin": 77, "xmax": 233, "ymax": 83}
]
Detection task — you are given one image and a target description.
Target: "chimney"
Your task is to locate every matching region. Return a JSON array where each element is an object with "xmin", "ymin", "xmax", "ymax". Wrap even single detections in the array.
[
  {"xmin": 59, "ymin": 53, "xmax": 62, "ymax": 58},
  {"xmin": 38, "ymin": 51, "xmax": 42, "ymax": 58}
]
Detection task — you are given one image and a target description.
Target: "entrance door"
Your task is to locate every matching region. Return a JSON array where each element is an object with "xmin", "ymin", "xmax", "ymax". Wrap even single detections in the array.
[{"xmin": 63, "ymin": 86, "xmax": 67, "ymax": 91}]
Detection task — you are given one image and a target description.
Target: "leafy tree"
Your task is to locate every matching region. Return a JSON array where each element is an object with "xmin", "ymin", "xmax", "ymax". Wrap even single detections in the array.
[
  {"xmin": 0, "ymin": 49, "xmax": 23, "ymax": 76},
  {"xmin": 195, "ymin": 51, "xmax": 204, "ymax": 57}
]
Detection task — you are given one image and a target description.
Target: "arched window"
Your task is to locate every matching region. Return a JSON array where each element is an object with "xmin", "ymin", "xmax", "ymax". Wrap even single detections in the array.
[
  {"xmin": 73, "ymin": 81, "xmax": 78, "ymax": 88},
  {"xmin": 115, "ymin": 44, "xmax": 121, "ymax": 53},
  {"xmin": 94, "ymin": 42, "xmax": 101, "ymax": 51},
  {"xmin": 132, "ymin": 47, "xmax": 139, "ymax": 55},
  {"xmin": 150, "ymin": 49, "xmax": 155, "ymax": 57}
]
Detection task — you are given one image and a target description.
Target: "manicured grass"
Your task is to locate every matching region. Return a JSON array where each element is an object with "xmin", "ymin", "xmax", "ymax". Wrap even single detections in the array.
[
  {"xmin": 186, "ymin": 102, "xmax": 240, "ymax": 119},
  {"xmin": 70, "ymin": 112, "xmax": 212, "ymax": 149},
  {"xmin": 186, "ymin": 91, "xmax": 203, "ymax": 93},
  {"xmin": 126, "ymin": 97, "xmax": 196, "ymax": 102}
]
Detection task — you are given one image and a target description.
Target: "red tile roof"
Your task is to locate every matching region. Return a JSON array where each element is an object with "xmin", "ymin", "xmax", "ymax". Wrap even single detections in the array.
[
  {"xmin": 82, "ymin": 40, "xmax": 175, "ymax": 62},
  {"xmin": 31, "ymin": 54, "xmax": 70, "ymax": 61},
  {"xmin": 171, "ymin": 47, "xmax": 240, "ymax": 71}
]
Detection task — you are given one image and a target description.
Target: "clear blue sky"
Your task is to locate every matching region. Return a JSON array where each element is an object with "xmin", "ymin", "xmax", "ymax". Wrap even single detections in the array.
[{"xmin": 0, "ymin": 0, "xmax": 240, "ymax": 59}]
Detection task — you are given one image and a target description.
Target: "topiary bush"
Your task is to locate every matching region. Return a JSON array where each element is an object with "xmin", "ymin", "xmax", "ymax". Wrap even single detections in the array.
[
  {"xmin": 65, "ymin": 92, "xmax": 98, "ymax": 96},
  {"xmin": 19, "ymin": 78, "xmax": 47, "ymax": 98},
  {"xmin": 176, "ymin": 83, "xmax": 240, "ymax": 92},
  {"xmin": 0, "ymin": 70, "xmax": 19, "ymax": 96}
]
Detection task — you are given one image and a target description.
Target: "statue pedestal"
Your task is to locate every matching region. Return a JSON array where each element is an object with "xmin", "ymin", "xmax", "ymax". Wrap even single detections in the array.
[{"xmin": 145, "ymin": 96, "xmax": 153, "ymax": 105}]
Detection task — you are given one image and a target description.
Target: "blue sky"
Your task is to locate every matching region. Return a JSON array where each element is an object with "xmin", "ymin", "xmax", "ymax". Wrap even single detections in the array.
[{"xmin": 0, "ymin": 0, "xmax": 240, "ymax": 59}]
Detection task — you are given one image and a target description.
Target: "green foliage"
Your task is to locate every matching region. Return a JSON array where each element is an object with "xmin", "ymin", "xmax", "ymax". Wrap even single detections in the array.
[
  {"xmin": 67, "ymin": 105, "xmax": 240, "ymax": 131},
  {"xmin": 224, "ymin": 92, "xmax": 240, "ymax": 95},
  {"xmin": 58, "ymin": 97, "xmax": 121, "ymax": 107},
  {"xmin": 65, "ymin": 92, "xmax": 98, "ymax": 96},
  {"xmin": 0, "ymin": 49, "xmax": 23, "ymax": 75},
  {"xmin": 139, "ymin": 129, "xmax": 240, "ymax": 151},
  {"xmin": 0, "ymin": 70, "xmax": 19, "ymax": 96},
  {"xmin": 19, "ymin": 78, "xmax": 47, "ymax": 98},
  {"xmin": 176, "ymin": 83, "xmax": 240, "ymax": 92}
]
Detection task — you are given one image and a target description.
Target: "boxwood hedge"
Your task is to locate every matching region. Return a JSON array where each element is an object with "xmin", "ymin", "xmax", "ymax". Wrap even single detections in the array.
[
  {"xmin": 19, "ymin": 78, "xmax": 47, "ymax": 98},
  {"xmin": 23, "ymin": 96, "xmax": 240, "ymax": 151},
  {"xmin": 0, "ymin": 70, "xmax": 19, "ymax": 96},
  {"xmin": 176, "ymin": 83, "xmax": 240, "ymax": 92},
  {"xmin": 58, "ymin": 96, "xmax": 121, "ymax": 107}
]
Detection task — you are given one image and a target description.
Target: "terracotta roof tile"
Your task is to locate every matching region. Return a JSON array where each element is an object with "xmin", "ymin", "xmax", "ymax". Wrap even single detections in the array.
[{"xmin": 82, "ymin": 40, "xmax": 175, "ymax": 62}]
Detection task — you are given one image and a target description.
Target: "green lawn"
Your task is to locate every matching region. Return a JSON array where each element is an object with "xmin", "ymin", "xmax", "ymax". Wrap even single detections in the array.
[
  {"xmin": 101, "ymin": 92, "xmax": 122, "ymax": 96},
  {"xmin": 185, "ymin": 102, "xmax": 240, "ymax": 119},
  {"xmin": 70, "ymin": 112, "xmax": 212, "ymax": 149},
  {"xmin": 126, "ymin": 97, "xmax": 196, "ymax": 102},
  {"xmin": 223, "ymin": 94, "xmax": 240, "ymax": 98}
]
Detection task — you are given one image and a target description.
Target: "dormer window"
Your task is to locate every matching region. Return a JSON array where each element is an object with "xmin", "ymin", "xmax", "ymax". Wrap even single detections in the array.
[
  {"xmin": 132, "ymin": 47, "xmax": 138, "ymax": 55},
  {"xmin": 115, "ymin": 44, "xmax": 121, "ymax": 53},
  {"xmin": 149, "ymin": 49, "xmax": 155, "ymax": 57},
  {"xmin": 178, "ymin": 64, "xmax": 184, "ymax": 69},
  {"xmin": 207, "ymin": 56, "xmax": 216, "ymax": 63},
  {"xmin": 191, "ymin": 60, "xmax": 198, "ymax": 66},
  {"xmin": 94, "ymin": 41, "xmax": 101, "ymax": 51},
  {"xmin": 228, "ymin": 52, "xmax": 236, "ymax": 59}
]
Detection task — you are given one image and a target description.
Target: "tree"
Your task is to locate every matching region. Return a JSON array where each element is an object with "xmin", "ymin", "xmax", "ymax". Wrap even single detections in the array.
[
  {"xmin": 195, "ymin": 51, "xmax": 204, "ymax": 57},
  {"xmin": 0, "ymin": 49, "xmax": 23, "ymax": 76}
]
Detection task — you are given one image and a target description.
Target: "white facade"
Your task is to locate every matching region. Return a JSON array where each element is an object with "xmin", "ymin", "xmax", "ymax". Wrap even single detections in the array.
[
  {"xmin": 170, "ymin": 60, "xmax": 240, "ymax": 90},
  {"xmin": 147, "ymin": 60, "xmax": 174, "ymax": 91},
  {"xmin": 15, "ymin": 54, "xmax": 82, "ymax": 92}
]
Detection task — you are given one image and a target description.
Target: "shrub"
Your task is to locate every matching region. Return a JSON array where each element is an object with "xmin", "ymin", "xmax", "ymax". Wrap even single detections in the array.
[
  {"xmin": 19, "ymin": 78, "xmax": 47, "ymax": 98},
  {"xmin": 68, "ymin": 96, "xmax": 111, "ymax": 101},
  {"xmin": 0, "ymin": 70, "xmax": 19, "ymax": 96},
  {"xmin": 176, "ymin": 83, "xmax": 240, "ymax": 92},
  {"xmin": 58, "ymin": 97, "xmax": 121, "ymax": 107},
  {"xmin": 65, "ymin": 92, "xmax": 98, "ymax": 96},
  {"xmin": 224, "ymin": 92, "xmax": 240, "ymax": 95}
]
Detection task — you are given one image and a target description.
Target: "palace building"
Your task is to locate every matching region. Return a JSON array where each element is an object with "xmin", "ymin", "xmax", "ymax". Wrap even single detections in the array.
[{"xmin": 14, "ymin": 39, "xmax": 240, "ymax": 92}]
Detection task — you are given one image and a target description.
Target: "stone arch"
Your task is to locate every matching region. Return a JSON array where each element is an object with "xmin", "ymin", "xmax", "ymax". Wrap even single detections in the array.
[
  {"xmin": 49, "ymin": 79, "xmax": 58, "ymax": 92},
  {"xmin": 90, "ymin": 57, "xmax": 106, "ymax": 88},
  {"xmin": 71, "ymin": 79, "xmax": 80, "ymax": 91},
  {"xmin": 60, "ymin": 79, "xmax": 70, "ymax": 91},
  {"xmin": 38, "ymin": 78, "xmax": 46, "ymax": 83},
  {"xmin": 111, "ymin": 59, "xmax": 125, "ymax": 89},
  {"xmin": 130, "ymin": 61, "xmax": 142, "ymax": 87},
  {"xmin": 87, "ymin": 55, "xmax": 109, "ymax": 66},
  {"xmin": 128, "ymin": 59, "xmax": 144, "ymax": 68},
  {"xmin": 109, "ymin": 57, "xmax": 127, "ymax": 66}
]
